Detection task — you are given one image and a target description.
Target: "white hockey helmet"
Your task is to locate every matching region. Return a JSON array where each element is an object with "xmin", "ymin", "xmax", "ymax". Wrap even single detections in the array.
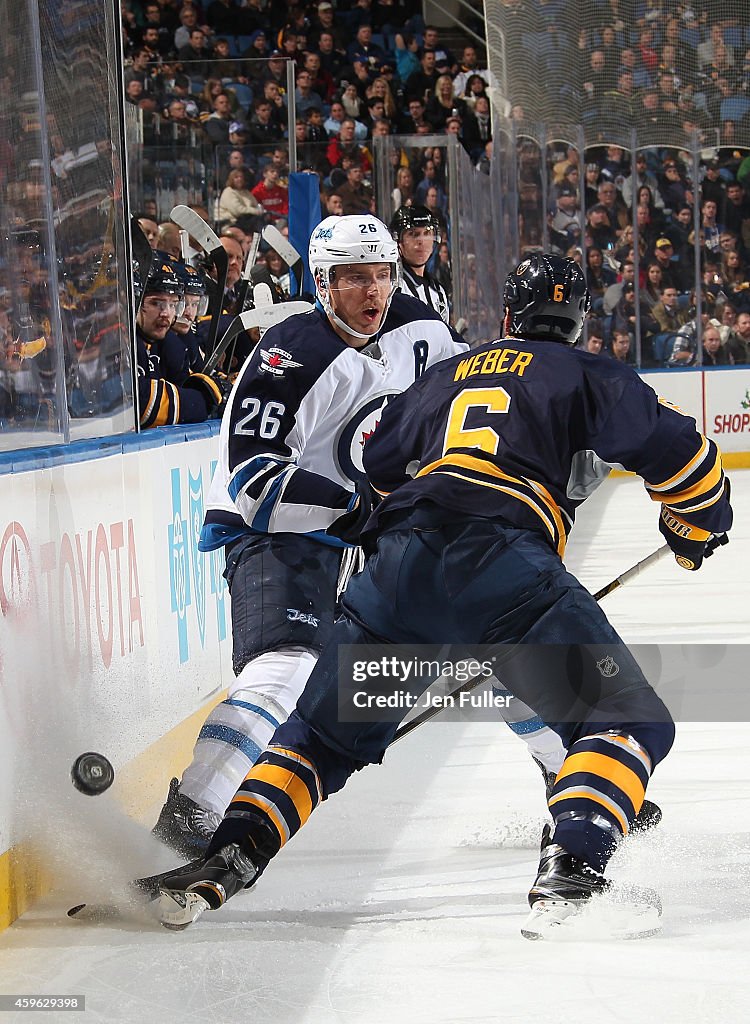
[{"xmin": 308, "ymin": 215, "xmax": 400, "ymax": 339}]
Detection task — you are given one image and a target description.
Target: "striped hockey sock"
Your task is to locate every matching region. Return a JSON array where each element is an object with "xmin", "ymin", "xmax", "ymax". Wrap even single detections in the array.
[
  {"xmin": 217, "ymin": 745, "xmax": 324, "ymax": 860},
  {"xmin": 548, "ymin": 731, "xmax": 652, "ymax": 872}
]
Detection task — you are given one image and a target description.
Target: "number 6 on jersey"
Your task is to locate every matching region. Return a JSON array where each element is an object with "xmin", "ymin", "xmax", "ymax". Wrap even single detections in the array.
[{"xmin": 443, "ymin": 387, "xmax": 511, "ymax": 456}]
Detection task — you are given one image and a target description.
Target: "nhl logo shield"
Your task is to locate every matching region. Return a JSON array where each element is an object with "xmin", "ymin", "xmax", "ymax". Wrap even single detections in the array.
[{"xmin": 596, "ymin": 655, "xmax": 619, "ymax": 677}]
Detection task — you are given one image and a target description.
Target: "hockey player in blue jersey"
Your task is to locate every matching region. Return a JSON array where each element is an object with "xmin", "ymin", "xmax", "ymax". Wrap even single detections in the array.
[
  {"xmin": 136, "ymin": 260, "xmax": 227, "ymax": 428},
  {"xmin": 153, "ymin": 254, "xmax": 732, "ymax": 937},
  {"xmin": 150, "ymin": 214, "xmax": 469, "ymax": 855}
]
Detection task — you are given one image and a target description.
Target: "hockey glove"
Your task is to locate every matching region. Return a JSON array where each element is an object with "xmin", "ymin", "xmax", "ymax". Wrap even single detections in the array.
[
  {"xmin": 184, "ymin": 371, "xmax": 233, "ymax": 417},
  {"xmin": 659, "ymin": 506, "xmax": 728, "ymax": 571},
  {"xmin": 327, "ymin": 480, "xmax": 377, "ymax": 545}
]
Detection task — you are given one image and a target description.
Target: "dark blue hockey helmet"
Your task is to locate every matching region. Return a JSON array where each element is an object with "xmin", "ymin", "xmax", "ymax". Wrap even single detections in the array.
[
  {"xmin": 144, "ymin": 252, "xmax": 185, "ymax": 297},
  {"xmin": 504, "ymin": 254, "xmax": 590, "ymax": 344},
  {"xmin": 170, "ymin": 257, "xmax": 209, "ymax": 317}
]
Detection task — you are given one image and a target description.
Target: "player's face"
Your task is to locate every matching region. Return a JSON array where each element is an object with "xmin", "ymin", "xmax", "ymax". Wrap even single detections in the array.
[
  {"xmin": 138, "ymin": 293, "xmax": 180, "ymax": 339},
  {"xmin": 399, "ymin": 226, "xmax": 436, "ymax": 267},
  {"xmin": 173, "ymin": 293, "xmax": 201, "ymax": 334},
  {"xmin": 329, "ymin": 262, "xmax": 394, "ymax": 340}
]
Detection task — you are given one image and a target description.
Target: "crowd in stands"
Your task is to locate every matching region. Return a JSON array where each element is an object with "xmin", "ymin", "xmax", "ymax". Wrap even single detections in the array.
[
  {"xmin": 504, "ymin": 1, "xmax": 750, "ymax": 367},
  {"xmin": 121, "ymin": 0, "xmax": 495, "ymax": 231}
]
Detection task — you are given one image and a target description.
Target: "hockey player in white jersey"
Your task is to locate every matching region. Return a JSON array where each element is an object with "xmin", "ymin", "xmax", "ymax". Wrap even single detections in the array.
[
  {"xmin": 391, "ymin": 205, "xmax": 450, "ymax": 324},
  {"xmin": 151, "ymin": 214, "xmax": 469, "ymax": 855}
]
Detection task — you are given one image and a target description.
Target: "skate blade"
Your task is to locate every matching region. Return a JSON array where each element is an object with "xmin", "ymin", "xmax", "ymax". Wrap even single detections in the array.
[
  {"xmin": 157, "ymin": 888, "xmax": 211, "ymax": 931},
  {"xmin": 521, "ymin": 897, "xmax": 662, "ymax": 941}
]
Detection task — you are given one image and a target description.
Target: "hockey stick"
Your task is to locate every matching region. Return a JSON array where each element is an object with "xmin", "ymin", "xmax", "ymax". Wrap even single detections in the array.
[
  {"xmin": 262, "ymin": 224, "xmax": 303, "ymax": 296},
  {"xmin": 170, "ymin": 205, "xmax": 229, "ymax": 361},
  {"xmin": 234, "ymin": 232, "xmax": 262, "ymax": 312},
  {"xmin": 391, "ymin": 543, "xmax": 671, "ymax": 744},
  {"xmin": 202, "ymin": 299, "xmax": 314, "ymax": 376}
]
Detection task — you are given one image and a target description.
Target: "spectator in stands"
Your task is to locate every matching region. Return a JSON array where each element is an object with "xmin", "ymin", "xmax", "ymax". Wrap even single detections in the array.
[
  {"xmin": 341, "ymin": 82, "xmax": 364, "ymax": 122},
  {"xmin": 652, "ymin": 237, "xmax": 690, "ymax": 292},
  {"xmin": 652, "ymin": 285, "xmax": 691, "ymax": 334},
  {"xmin": 324, "ymin": 192, "xmax": 344, "ymax": 215},
  {"xmin": 261, "ymin": 79, "xmax": 288, "ymax": 129},
  {"xmin": 338, "ymin": 163, "xmax": 374, "ymax": 214},
  {"xmin": 453, "ymin": 45, "xmax": 495, "ymax": 98},
  {"xmin": 702, "ymin": 324, "xmax": 733, "ymax": 366},
  {"xmin": 399, "ymin": 95, "xmax": 433, "ymax": 134},
  {"xmin": 722, "ymin": 181, "xmax": 750, "ymax": 247},
  {"xmin": 670, "ymin": 204, "xmax": 695, "ymax": 264},
  {"xmin": 581, "ymin": 320, "xmax": 604, "ymax": 355},
  {"xmin": 199, "ymin": 78, "xmax": 238, "ymax": 117},
  {"xmin": 309, "ymin": 3, "xmax": 348, "ymax": 52},
  {"xmin": 367, "ymin": 76, "xmax": 398, "ymax": 123},
  {"xmin": 217, "ymin": 169, "xmax": 264, "ymax": 232},
  {"xmin": 603, "ymin": 260, "xmax": 636, "ymax": 316},
  {"xmin": 697, "ymin": 23, "xmax": 734, "ymax": 73},
  {"xmin": 426, "ymin": 75, "xmax": 466, "ymax": 131},
  {"xmin": 304, "ymin": 51, "xmax": 335, "ymax": 104},
  {"xmin": 174, "ymin": 5, "xmax": 202, "ymax": 51},
  {"xmin": 621, "ymin": 152, "xmax": 664, "ymax": 210},
  {"xmin": 422, "ymin": 25, "xmax": 457, "ymax": 77},
  {"xmin": 250, "ymin": 164, "xmax": 289, "ymax": 220},
  {"xmin": 614, "ymin": 281, "xmax": 656, "ymax": 340},
  {"xmin": 326, "ymin": 118, "xmax": 372, "ymax": 175},
  {"xmin": 727, "ymin": 310, "xmax": 750, "ymax": 363},
  {"xmin": 391, "ymin": 165, "xmax": 415, "ymax": 210},
  {"xmin": 658, "ymin": 157, "xmax": 693, "ymax": 212},
  {"xmin": 549, "ymin": 186, "xmax": 581, "ymax": 253},
  {"xmin": 246, "ymin": 98, "xmax": 284, "ymax": 153},
  {"xmin": 178, "ymin": 27, "xmax": 212, "ymax": 78},
  {"xmin": 586, "ymin": 246, "xmax": 616, "ymax": 309},
  {"xmin": 609, "ymin": 328, "xmax": 634, "ymax": 365},
  {"xmin": 457, "ymin": 73, "xmax": 489, "ymax": 112},
  {"xmin": 461, "ymin": 96, "xmax": 491, "ymax": 159},
  {"xmin": 347, "ymin": 23, "xmax": 387, "ymax": 74},
  {"xmin": 317, "ymin": 31, "xmax": 348, "ymax": 82},
  {"xmin": 394, "ymin": 32, "xmax": 421, "ymax": 85},
  {"xmin": 643, "ymin": 262, "xmax": 665, "ymax": 313},
  {"xmin": 407, "ymin": 48, "xmax": 440, "ymax": 102},
  {"xmin": 294, "ymin": 68, "xmax": 325, "ymax": 118},
  {"xmin": 601, "ymin": 67, "xmax": 637, "ymax": 124},
  {"xmin": 581, "ymin": 49, "xmax": 609, "ymax": 117},
  {"xmin": 720, "ymin": 249, "xmax": 750, "ymax": 311},
  {"xmin": 424, "ymin": 185, "xmax": 449, "ymax": 240},
  {"xmin": 586, "ymin": 204, "xmax": 617, "ymax": 250},
  {"xmin": 701, "ymin": 158, "xmax": 727, "ymax": 208},
  {"xmin": 583, "ymin": 162, "xmax": 601, "ymax": 208}
]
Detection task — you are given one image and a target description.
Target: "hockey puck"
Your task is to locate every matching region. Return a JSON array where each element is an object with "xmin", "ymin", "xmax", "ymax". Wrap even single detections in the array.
[{"xmin": 71, "ymin": 752, "xmax": 114, "ymax": 796}]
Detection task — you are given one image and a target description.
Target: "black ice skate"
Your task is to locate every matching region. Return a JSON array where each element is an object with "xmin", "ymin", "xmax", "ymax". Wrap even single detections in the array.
[
  {"xmin": 521, "ymin": 825, "xmax": 661, "ymax": 941},
  {"xmin": 532, "ymin": 757, "xmax": 662, "ymax": 833},
  {"xmin": 151, "ymin": 777, "xmax": 223, "ymax": 859},
  {"xmin": 157, "ymin": 844, "xmax": 260, "ymax": 930}
]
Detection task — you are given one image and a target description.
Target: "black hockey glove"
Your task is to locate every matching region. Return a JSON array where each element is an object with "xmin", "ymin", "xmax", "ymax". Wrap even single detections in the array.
[
  {"xmin": 659, "ymin": 506, "xmax": 729, "ymax": 571},
  {"xmin": 327, "ymin": 480, "xmax": 377, "ymax": 545},
  {"xmin": 184, "ymin": 370, "xmax": 233, "ymax": 418}
]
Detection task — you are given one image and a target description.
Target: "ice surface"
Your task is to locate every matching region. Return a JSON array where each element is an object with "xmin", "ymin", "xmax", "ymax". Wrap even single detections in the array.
[{"xmin": 1, "ymin": 473, "xmax": 748, "ymax": 1024}]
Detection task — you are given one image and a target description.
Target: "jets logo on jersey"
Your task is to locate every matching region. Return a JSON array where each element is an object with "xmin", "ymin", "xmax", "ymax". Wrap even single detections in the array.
[
  {"xmin": 259, "ymin": 347, "xmax": 303, "ymax": 377},
  {"xmin": 336, "ymin": 393, "xmax": 396, "ymax": 482}
]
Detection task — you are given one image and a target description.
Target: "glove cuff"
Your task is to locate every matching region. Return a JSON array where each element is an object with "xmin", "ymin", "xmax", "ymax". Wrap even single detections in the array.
[
  {"xmin": 189, "ymin": 372, "xmax": 222, "ymax": 405},
  {"xmin": 660, "ymin": 506, "xmax": 711, "ymax": 543}
]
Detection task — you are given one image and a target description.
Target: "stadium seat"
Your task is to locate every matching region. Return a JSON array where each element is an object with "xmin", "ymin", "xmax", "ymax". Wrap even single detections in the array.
[{"xmin": 226, "ymin": 82, "xmax": 253, "ymax": 112}]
